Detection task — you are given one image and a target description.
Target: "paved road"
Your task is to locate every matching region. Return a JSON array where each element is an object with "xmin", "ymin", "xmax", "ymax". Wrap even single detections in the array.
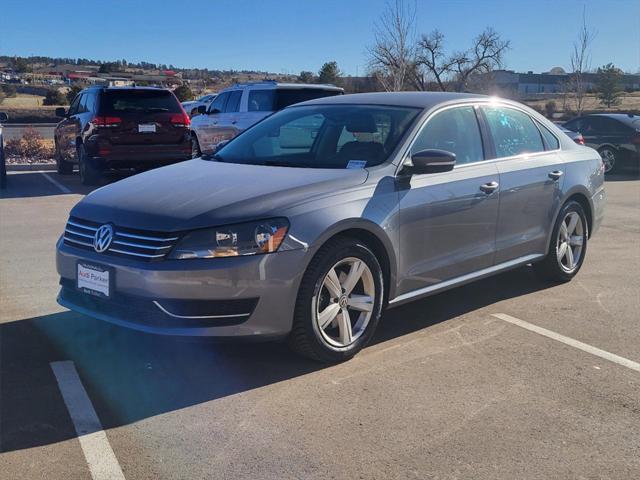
[
  {"xmin": 1, "ymin": 170, "xmax": 639, "ymax": 479},
  {"xmin": 2, "ymin": 123, "xmax": 57, "ymax": 141}
]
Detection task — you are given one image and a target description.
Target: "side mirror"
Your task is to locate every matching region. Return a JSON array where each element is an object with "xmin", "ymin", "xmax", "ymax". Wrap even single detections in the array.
[
  {"xmin": 55, "ymin": 107, "xmax": 67, "ymax": 118},
  {"xmin": 197, "ymin": 105, "xmax": 207, "ymax": 115},
  {"xmin": 214, "ymin": 140, "xmax": 229, "ymax": 152},
  {"xmin": 408, "ymin": 149, "xmax": 456, "ymax": 174},
  {"xmin": 0, "ymin": 112, "xmax": 8, "ymax": 123}
]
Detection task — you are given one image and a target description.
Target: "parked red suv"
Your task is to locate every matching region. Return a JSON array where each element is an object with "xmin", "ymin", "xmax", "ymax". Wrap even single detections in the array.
[{"xmin": 54, "ymin": 86, "xmax": 191, "ymax": 185}]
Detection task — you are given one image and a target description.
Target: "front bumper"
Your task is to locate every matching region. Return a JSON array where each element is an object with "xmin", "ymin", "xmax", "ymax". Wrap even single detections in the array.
[{"xmin": 56, "ymin": 238, "xmax": 310, "ymax": 338}]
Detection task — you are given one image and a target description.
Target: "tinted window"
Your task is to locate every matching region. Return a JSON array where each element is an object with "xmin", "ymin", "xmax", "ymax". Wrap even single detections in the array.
[
  {"xmin": 68, "ymin": 95, "xmax": 81, "ymax": 115},
  {"xmin": 274, "ymin": 88, "xmax": 342, "ymax": 110},
  {"xmin": 599, "ymin": 117, "xmax": 627, "ymax": 134},
  {"xmin": 411, "ymin": 106, "xmax": 484, "ymax": 165},
  {"xmin": 77, "ymin": 94, "xmax": 88, "ymax": 113},
  {"xmin": 225, "ymin": 91, "xmax": 242, "ymax": 113},
  {"xmin": 100, "ymin": 90, "xmax": 181, "ymax": 113},
  {"xmin": 537, "ymin": 122, "xmax": 560, "ymax": 150},
  {"xmin": 215, "ymin": 105, "xmax": 420, "ymax": 169},
  {"xmin": 483, "ymin": 107, "xmax": 544, "ymax": 158},
  {"xmin": 248, "ymin": 90, "xmax": 275, "ymax": 112},
  {"xmin": 209, "ymin": 92, "xmax": 229, "ymax": 113}
]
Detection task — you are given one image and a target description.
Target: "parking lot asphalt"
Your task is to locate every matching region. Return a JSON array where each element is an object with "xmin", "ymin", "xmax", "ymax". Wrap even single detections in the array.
[{"xmin": 1, "ymin": 170, "xmax": 639, "ymax": 480}]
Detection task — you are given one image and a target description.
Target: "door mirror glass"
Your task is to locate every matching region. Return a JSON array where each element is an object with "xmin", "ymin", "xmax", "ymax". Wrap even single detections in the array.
[
  {"xmin": 197, "ymin": 105, "xmax": 207, "ymax": 114},
  {"xmin": 409, "ymin": 149, "xmax": 456, "ymax": 174},
  {"xmin": 55, "ymin": 107, "xmax": 67, "ymax": 118},
  {"xmin": 0, "ymin": 112, "xmax": 8, "ymax": 123}
]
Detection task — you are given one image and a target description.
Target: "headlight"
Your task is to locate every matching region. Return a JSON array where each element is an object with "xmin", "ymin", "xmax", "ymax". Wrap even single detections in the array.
[{"xmin": 168, "ymin": 218, "xmax": 289, "ymax": 260}]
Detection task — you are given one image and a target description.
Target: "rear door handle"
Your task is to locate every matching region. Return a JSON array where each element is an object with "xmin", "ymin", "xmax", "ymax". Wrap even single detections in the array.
[
  {"xmin": 548, "ymin": 170, "xmax": 563, "ymax": 180},
  {"xmin": 480, "ymin": 181, "xmax": 499, "ymax": 194}
]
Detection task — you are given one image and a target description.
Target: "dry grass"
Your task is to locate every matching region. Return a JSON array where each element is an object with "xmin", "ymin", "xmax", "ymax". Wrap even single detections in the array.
[
  {"xmin": 525, "ymin": 92, "xmax": 640, "ymax": 114},
  {"xmin": 0, "ymin": 93, "xmax": 47, "ymax": 108}
]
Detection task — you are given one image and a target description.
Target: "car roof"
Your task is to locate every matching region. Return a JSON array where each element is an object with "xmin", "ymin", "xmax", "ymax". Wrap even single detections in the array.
[
  {"xmin": 219, "ymin": 81, "xmax": 343, "ymax": 93},
  {"xmin": 293, "ymin": 91, "xmax": 487, "ymax": 109},
  {"xmin": 588, "ymin": 113, "xmax": 638, "ymax": 126}
]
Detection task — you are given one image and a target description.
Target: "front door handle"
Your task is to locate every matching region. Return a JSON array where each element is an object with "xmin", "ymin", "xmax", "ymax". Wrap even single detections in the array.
[
  {"xmin": 548, "ymin": 170, "xmax": 563, "ymax": 181},
  {"xmin": 231, "ymin": 120, "xmax": 237, "ymax": 125},
  {"xmin": 480, "ymin": 181, "xmax": 499, "ymax": 194}
]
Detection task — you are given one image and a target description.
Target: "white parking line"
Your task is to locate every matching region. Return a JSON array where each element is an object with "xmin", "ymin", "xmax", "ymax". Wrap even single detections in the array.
[
  {"xmin": 50, "ymin": 361, "xmax": 126, "ymax": 480},
  {"xmin": 41, "ymin": 172, "xmax": 71, "ymax": 194},
  {"xmin": 492, "ymin": 313, "xmax": 640, "ymax": 373}
]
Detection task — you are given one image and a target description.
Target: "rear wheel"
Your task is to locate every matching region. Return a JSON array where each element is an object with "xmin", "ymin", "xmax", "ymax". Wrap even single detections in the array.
[
  {"xmin": 191, "ymin": 134, "xmax": 201, "ymax": 158},
  {"xmin": 78, "ymin": 144, "xmax": 101, "ymax": 186},
  {"xmin": 55, "ymin": 141, "xmax": 73, "ymax": 174},
  {"xmin": 288, "ymin": 237, "xmax": 384, "ymax": 363},
  {"xmin": 598, "ymin": 146, "xmax": 617, "ymax": 174},
  {"xmin": 534, "ymin": 201, "xmax": 588, "ymax": 282}
]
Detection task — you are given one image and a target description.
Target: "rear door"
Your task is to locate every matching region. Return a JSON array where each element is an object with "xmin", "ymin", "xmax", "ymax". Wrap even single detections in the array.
[
  {"xmin": 57, "ymin": 93, "xmax": 82, "ymax": 160},
  {"xmin": 481, "ymin": 105, "xmax": 565, "ymax": 263},
  {"xmin": 397, "ymin": 105, "xmax": 500, "ymax": 296},
  {"xmin": 98, "ymin": 89, "xmax": 184, "ymax": 146},
  {"xmin": 221, "ymin": 90, "xmax": 243, "ymax": 139}
]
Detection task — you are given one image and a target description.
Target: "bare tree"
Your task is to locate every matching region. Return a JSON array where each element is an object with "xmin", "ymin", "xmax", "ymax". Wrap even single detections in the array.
[
  {"xmin": 569, "ymin": 10, "xmax": 596, "ymax": 115},
  {"xmin": 414, "ymin": 28, "xmax": 510, "ymax": 92},
  {"xmin": 367, "ymin": 0, "xmax": 416, "ymax": 91}
]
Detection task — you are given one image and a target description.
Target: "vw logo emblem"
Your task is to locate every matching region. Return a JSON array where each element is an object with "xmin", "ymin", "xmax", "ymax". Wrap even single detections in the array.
[{"xmin": 93, "ymin": 224, "xmax": 114, "ymax": 253}]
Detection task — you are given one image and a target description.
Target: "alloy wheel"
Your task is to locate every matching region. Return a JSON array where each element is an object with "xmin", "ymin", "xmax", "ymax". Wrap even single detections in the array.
[
  {"xmin": 599, "ymin": 148, "xmax": 616, "ymax": 173},
  {"xmin": 313, "ymin": 257, "xmax": 375, "ymax": 348},
  {"xmin": 556, "ymin": 211, "xmax": 585, "ymax": 273}
]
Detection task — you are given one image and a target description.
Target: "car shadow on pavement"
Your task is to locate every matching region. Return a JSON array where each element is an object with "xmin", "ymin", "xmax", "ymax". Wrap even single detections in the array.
[
  {"xmin": 0, "ymin": 265, "xmax": 554, "ymax": 454},
  {"xmin": 604, "ymin": 171, "xmax": 640, "ymax": 182}
]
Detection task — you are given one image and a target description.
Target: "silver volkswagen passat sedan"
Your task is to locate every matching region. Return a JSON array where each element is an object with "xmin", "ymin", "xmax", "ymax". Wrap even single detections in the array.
[{"xmin": 57, "ymin": 92, "xmax": 605, "ymax": 362}]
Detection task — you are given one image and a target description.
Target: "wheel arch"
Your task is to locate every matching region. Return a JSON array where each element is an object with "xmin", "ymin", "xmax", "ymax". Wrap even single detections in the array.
[{"xmin": 305, "ymin": 220, "xmax": 397, "ymax": 305}]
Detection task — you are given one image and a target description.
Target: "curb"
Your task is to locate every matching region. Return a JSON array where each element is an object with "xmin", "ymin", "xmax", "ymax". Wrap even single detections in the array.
[{"xmin": 7, "ymin": 163, "xmax": 57, "ymax": 171}]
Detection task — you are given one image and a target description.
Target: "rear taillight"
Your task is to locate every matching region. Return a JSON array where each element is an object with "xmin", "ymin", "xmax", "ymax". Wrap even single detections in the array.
[
  {"xmin": 631, "ymin": 133, "xmax": 640, "ymax": 145},
  {"xmin": 170, "ymin": 113, "xmax": 190, "ymax": 127},
  {"xmin": 92, "ymin": 116, "xmax": 121, "ymax": 128},
  {"xmin": 575, "ymin": 136, "xmax": 585, "ymax": 145}
]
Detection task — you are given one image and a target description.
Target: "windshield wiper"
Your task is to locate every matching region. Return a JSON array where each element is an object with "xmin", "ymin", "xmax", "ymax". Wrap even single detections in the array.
[
  {"xmin": 201, "ymin": 153, "xmax": 225, "ymax": 162},
  {"xmin": 263, "ymin": 160, "xmax": 310, "ymax": 168}
]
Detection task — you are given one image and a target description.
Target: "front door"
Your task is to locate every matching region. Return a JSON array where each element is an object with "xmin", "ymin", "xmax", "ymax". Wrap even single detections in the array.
[{"xmin": 397, "ymin": 105, "xmax": 500, "ymax": 296}]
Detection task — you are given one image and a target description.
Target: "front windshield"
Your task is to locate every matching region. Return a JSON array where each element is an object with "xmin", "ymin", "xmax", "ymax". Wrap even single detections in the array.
[{"xmin": 213, "ymin": 104, "xmax": 421, "ymax": 169}]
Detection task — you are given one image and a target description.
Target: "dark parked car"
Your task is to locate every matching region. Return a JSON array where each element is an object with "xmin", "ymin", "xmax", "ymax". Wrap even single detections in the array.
[
  {"xmin": 559, "ymin": 126, "xmax": 585, "ymax": 145},
  {"xmin": 0, "ymin": 111, "xmax": 7, "ymax": 189},
  {"xmin": 54, "ymin": 86, "xmax": 192, "ymax": 185},
  {"xmin": 563, "ymin": 113, "xmax": 640, "ymax": 173}
]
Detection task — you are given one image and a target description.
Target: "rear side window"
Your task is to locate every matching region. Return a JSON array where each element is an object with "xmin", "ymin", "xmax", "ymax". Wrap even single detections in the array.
[
  {"xmin": 274, "ymin": 88, "xmax": 342, "ymax": 110},
  {"xmin": 483, "ymin": 107, "xmax": 544, "ymax": 158},
  {"xmin": 100, "ymin": 90, "xmax": 181, "ymax": 114},
  {"xmin": 248, "ymin": 90, "xmax": 275, "ymax": 112},
  {"xmin": 537, "ymin": 122, "xmax": 560, "ymax": 150},
  {"xmin": 225, "ymin": 91, "xmax": 242, "ymax": 113},
  {"xmin": 411, "ymin": 106, "xmax": 484, "ymax": 165}
]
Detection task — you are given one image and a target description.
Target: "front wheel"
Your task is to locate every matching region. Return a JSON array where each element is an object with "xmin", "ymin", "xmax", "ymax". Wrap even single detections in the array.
[
  {"xmin": 288, "ymin": 237, "xmax": 384, "ymax": 363},
  {"xmin": 534, "ymin": 201, "xmax": 588, "ymax": 282},
  {"xmin": 55, "ymin": 142, "xmax": 73, "ymax": 174}
]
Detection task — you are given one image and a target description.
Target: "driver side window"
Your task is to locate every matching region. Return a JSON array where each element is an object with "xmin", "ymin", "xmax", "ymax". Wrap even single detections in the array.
[
  {"xmin": 412, "ymin": 106, "xmax": 484, "ymax": 165},
  {"xmin": 208, "ymin": 92, "xmax": 229, "ymax": 113}
]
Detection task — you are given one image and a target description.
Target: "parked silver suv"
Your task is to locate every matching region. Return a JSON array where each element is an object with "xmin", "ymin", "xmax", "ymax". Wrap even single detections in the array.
[
  {"xmin": 56, "ymin": 92, "xmax": 605, "ymax": 362},
  {"xmin": 189, "ymin": 81, "xmax": 343, "ymax": 156}
]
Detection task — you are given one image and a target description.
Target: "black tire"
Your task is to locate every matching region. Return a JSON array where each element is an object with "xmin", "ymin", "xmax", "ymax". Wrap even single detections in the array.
[
  {"xmin": 191, "ymin": 134, "xmax": 201, "ymax": 159},
  {"xmin": 598, "ymin": 146, "xmax": 617, "ymax": 174},
  {"xmin": 534, "ymin": 200, "xmax": 588, "ymax": 283},
  {"xmin": 288, "ymin": 237, "xmax": 385, "ymax": 363},
  {"xmin": 55, "ymin": 142, "xmax": 73, "ymax": 174},
  {"xmin": 78, "ymin": 144, "xmax": 101, "ymax": 186}
]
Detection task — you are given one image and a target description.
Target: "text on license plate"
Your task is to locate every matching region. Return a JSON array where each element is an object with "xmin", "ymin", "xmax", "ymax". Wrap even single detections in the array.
[
  {"xmin": 138, "ymin": 123, "xmax": 156, "ymax": 133},
  {"xmin": 77, "ymin": 263, "xmax": 110, "ymax": 297}
]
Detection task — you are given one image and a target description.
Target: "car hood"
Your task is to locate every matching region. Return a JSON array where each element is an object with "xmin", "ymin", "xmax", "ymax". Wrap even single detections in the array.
[{"xmin": 71, "ymin": 159, "xmax": 368, "ymax": 231}]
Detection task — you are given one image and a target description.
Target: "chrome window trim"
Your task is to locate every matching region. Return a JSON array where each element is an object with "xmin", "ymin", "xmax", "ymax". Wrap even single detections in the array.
[{"xmin": 394, "ymin": 100, "xmax": 563, "ymax": 176}]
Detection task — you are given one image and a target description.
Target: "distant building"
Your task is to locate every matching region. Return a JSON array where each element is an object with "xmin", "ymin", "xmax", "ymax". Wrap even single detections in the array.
[{"xmin": 490, "ymin": 68, "xmax": 640, "ymax": 96}]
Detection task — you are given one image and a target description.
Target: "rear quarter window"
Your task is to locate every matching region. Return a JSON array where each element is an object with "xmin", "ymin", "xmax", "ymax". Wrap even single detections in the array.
[{"xmin": 100, "ymin": 90, "xmax": 181, "ymax": 114}]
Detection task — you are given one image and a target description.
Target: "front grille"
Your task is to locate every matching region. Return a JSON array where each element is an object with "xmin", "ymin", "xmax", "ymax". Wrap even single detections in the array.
[{"xmin": 63, "ymin": 216, "xmax": 179, "ymax": 262}]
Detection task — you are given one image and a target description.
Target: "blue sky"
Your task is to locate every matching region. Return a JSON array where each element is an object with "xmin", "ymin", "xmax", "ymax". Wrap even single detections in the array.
[{"xmin": 1, "ymin": 0, "xmax": 638, "ymax": 75}]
